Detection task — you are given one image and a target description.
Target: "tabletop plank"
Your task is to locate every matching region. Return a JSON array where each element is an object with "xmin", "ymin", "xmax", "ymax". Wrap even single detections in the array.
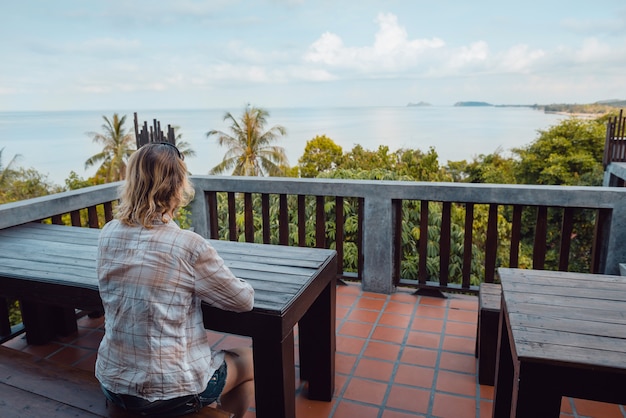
[
  {"xmin": 508, "ymin": 313, "xmax": 626, "ymax": 338},
  {"xmin": 504, "ymin": 281, "xmax": 626, "ymax": 301},
  {"xmin": 514, "ymin": 341, "xmax": 626, "ymax": 372},
  {"xmin": 512, "ymin": 326, "xmax": 626, "ymax": 353},
  {"xmin": 504, "ymin": 292, "xmax": 626, "ymax": 311},
  {"xmin": 502, "ymin": 268, "xmax": 626, "ymax": 282},
  {"xmin": 498, "ymin": 268, "xmax": 626, "ymax": 373},
  {"xmin": 508, "ymin": 302, "xmax": 626, "ymax": 325}
]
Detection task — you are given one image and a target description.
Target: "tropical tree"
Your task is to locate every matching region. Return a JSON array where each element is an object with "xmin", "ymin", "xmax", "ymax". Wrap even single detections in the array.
[
  {"xmin": 207, "ymin": 106, "xmax": 288, "ymax": 176},
  {"xmin": 340, "ymin": 145, "xmax": 396, "ymax": 171},
  {"xmin": 0, "ymin": 147, "xmax": 20, "ymax": 191},
  {"xmin": 394, "ymin": 147, "xmax": 451, "ymax": 182},
  {"xmin": 85, "ymin": 114, "xmax": 135, "ymax": 182},
  {"xmin": 1, "ymin": 167, "xmax": 58, "ymax": 203},
  {"xmin": 447, "ymin": 147, "xmax": 517, "ymax": 184},
  {"xmin": 512, "ymin": 117, "xmax": 606, "ymax": 186},
  {"xmin": 171, "ymin": 125, "xmax": 196, "ymax": 159},
  {"xmin": 298, "ymin": 135, "xmax": 343, "ymax": 178}
]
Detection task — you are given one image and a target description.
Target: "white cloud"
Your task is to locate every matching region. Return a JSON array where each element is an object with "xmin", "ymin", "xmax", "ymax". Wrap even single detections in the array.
[
  {"xmin": 574, "ymin": 37, "xmax": 613, "ymax": 63},
  {"xmin": 299, "ymin": 11, "xmax": 557, "ymax": 81},
  {"xmin": 304, "ymin": 12, "xmax": 445, "ymax": 73},
  {"xmin": 301, "ymin": 12, "xmax": 555, "ymax": 80},
  {"xmin": 304, "ymin": 32, "xmax": 345, "ymax": 66},
  {"xmin": 445, "ymin": 41, "xmax": 490, "ymax": 71},
  {"xmin": 496, "ymin": 44, "xmax": 545, "ymax": 73}
]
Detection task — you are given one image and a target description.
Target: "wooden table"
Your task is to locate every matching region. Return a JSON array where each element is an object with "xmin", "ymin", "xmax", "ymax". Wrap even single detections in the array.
[
  {"xmin": 492, "ymin": 268, "xmax": 626, "ymax": 417},
  {"xmin": 0, "ymin": 222, "xmax": 337, "ymax": 418}
]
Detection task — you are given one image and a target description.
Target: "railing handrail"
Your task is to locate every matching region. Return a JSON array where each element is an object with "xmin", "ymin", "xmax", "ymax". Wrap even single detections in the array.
[
  {"xmin": 189, "ymin": 175, "xmax": 626, "ymax": 207},
  {"xmin": 2, "ymin": 178, "xmax": 624, "ymax": 225},
  {"xmin": 0, "ymin": 182, "xmax": 121, "ymax": 230}
]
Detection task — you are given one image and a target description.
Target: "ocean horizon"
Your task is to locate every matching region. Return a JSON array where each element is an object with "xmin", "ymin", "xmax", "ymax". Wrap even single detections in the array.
[{"xmin": 0, "ymin": 106, "xmax": 568, "ymax": 186}]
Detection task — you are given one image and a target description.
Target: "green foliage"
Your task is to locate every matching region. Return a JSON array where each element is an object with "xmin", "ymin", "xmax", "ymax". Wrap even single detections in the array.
[
  {"xmin": 394, "ymin": 147, "xmax": 451, "ymax": 181},
  {"xmin": 65, "ymin": 171, "xmax": 105, "ymax": 190},
  {"xmin": 0, "ymin": 148, "xmax": 60, "ymax": 204},
  {"xmin": 174, "ymin": 206, "xmax": 193, "ymax": 230},
  {"xmin": 512, "ymin": 117, "xmax": 606, "ymax": 186},
  {"xmin": 8, "ymin": 299, "xmax": 21, "ymax": 327},
  {"xmin": 298, "ymin": 137, "xmax": 452, "ymax": 182},
  {"xmin": 321, "ymin": 167, "xmax": 413, "ymax": 181},
  {"xmin": 447, "ymin": 148, "xmax": 517, "ymax": 184},
  {"xmin": 298, "ymin": 135, "xmax": 343, "ymax": 178},
  {"xmin": 0, "ymin": 167, "xmax": 60, "ymax": 204},
  {"xmin": 340, "ymin": 144, "xmax": 397, "ymax": 172},
  {"xmin": 281, "ymin": 165, "xmax": 300, "ymax": 177}
]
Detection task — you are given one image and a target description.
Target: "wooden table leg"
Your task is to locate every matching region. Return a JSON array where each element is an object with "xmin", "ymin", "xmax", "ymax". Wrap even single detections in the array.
[
  {"xmin": 492, "ymin": 302, "xmax": 562, "ymax": 418},
  {"xmin": 298, "ymin": 280, "xmax": 336, "ymax": 401},
  {"xmin": 492, "ymin": 305, "xmax": 513, "ymax": 418},
  {"xmin": 20, "ymin": 300, "xmax": 77, "ymax": 345},
  {"xmin": 513, "ymin": 362, "xmax": 561, "ymax": 417},
  {"xmin": 251, "ymin": 329, "xmax": 295, "ymax": 418}
]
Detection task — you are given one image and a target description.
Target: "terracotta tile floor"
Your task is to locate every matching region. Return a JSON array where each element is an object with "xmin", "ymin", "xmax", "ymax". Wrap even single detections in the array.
[{"xmin": 3, "ymin": 282, "xmax": 625, "ymax": 418}]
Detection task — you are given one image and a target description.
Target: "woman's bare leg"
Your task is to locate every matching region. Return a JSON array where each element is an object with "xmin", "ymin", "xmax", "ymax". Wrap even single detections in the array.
[{"xmin": 218, "ymin": 347, "xmax": 254, "ymax": 418}]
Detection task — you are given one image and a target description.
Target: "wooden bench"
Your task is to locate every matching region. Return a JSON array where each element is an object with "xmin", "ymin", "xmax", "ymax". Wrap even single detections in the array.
[
  {"xmin": 0, "ymin": 346, "xmax": 232, "ymax": 417},
  {"xmin": 475, "ymin": 282, "xmax": 502, "ymax": 386}
]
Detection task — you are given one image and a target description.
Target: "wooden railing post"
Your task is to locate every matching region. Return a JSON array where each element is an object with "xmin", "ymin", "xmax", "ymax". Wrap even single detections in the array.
[{"xmin": 603, "ymin": 109, "xmax": 626, "ymax": 168}]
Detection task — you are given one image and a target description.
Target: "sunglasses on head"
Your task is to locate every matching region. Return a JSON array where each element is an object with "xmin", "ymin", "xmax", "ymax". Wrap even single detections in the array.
[{"xmin": 156, "ymin": 142, "xmax": 184, "ymax": 160}]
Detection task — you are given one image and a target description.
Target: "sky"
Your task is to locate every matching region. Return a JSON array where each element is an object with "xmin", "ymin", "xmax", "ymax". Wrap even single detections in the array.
[{"xmin": 1, "ymin": 0, "xmax": 625, "ymax": 111}]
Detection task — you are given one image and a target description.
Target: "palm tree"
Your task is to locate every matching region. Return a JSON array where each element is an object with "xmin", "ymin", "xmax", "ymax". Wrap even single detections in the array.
[
  {"xmin": 0, "ymin": 147, "xmax": 20, "ymax": 193},
  {"xmin": 85, "ymin": 114, "xmax": 135, "ymax": 182},
  {"xmin": 171, "ymin": 125, "xmax": 196, "ymax": 159},
  {"xmin": 207, "ymin": 106, "xmax": 288, "ymax": 176}
]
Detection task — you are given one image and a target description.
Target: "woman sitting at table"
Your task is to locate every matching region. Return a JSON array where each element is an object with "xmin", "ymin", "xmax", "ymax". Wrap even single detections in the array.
[{"xmin": 95, "ymin": 142, "xmax": 255, "ymax": 417}]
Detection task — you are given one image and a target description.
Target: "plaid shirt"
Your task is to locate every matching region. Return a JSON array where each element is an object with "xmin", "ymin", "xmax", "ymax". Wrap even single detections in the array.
[{"xmin": 95, "ymin": 219, "xmax": 254, "ymax": 401}]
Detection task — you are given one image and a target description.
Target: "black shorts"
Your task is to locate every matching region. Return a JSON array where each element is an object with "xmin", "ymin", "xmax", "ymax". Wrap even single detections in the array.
[{"xmin": 101, "ymin": 361, "xmax": 228, "ymax": 417}]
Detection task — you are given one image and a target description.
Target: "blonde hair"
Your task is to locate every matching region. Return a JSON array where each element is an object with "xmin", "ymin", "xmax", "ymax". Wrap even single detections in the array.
[{"xmin": 116, "ymin": 143, "xmax": 195, "ymax": 228}]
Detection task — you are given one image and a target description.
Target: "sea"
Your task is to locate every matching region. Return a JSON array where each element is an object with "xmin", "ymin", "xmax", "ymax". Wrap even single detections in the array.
[{"xmin": 0, "ymin": 106, "xmax": 568, "ymax": 186}]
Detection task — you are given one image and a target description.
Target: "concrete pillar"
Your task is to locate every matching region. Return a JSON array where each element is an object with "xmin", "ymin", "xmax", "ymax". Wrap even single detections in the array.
[{"xmin": 361, "ymin": 195, "xmax": 395, "ymax": 294}]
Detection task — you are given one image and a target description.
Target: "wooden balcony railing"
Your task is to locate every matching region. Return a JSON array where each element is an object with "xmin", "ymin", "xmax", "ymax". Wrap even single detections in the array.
[
  {"xmin": 188, "ymin": 177, "xmax": 626, "ymax": 294},
  {"xmin": 3, "ymin": 178, "xmax": 626, "ymax": 343},
  {"xmin": 603, "ymin": 108, "xmax": 626, "ymax": 168}
]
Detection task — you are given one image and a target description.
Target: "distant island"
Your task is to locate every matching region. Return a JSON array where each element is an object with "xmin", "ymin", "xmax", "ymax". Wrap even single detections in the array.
[
  {"xmin": 454, "ymin": 101, "xmax": 492, "ymax": 107},
  {"xmin": 406, "ymin": 99, "xmax": 624, "ymax": 115},
  {"xmin": 407, "ymin": 101, "xmax": 432, "ymax": 107},
  {"xmin": 451, "ymin": 99, "xmax": 626, "ymax": 115}
]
